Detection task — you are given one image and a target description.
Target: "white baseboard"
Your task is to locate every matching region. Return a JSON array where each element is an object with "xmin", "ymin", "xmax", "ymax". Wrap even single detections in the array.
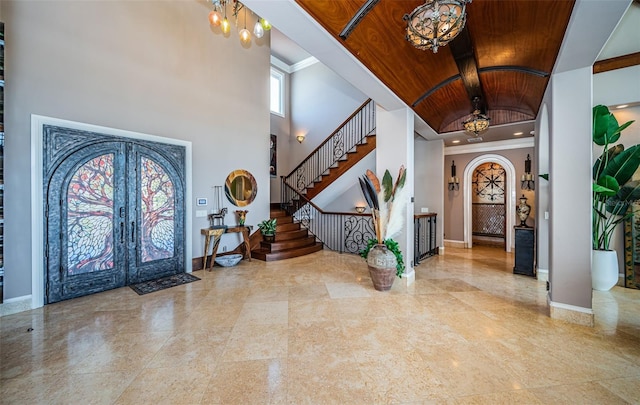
[
  {"xmin": 537, "ymin": 268, "xmax": 549, "ymax": 282},
  {"xmin": 444, "ymin": 239, "xmax": 465, "ymax": 248},
  {"xmin": 438, "ymin": 246, "xmax": 445, "ymax": 255},
  {"xmin": 0, "ymin": 295, "xmax": 33, "ymax": 317}
]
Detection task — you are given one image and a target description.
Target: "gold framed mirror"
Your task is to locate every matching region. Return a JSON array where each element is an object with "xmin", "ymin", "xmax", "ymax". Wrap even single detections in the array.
[{"xmin": 225, "ymin": 169, "xmax": 257, "ymax": 207}]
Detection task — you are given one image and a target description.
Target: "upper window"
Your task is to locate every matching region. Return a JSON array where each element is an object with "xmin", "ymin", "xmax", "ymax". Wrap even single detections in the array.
[{"xmin": 270, "ymin": 68, "xmax": 284, "ymax": 117}]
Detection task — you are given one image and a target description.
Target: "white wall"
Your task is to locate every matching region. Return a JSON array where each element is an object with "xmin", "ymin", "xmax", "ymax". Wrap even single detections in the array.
[
  {"xmin": 3, "ymin": 0, "xmax": 270, "ymax": 299},
  {"xmin": 289, "ymin": 62, "xmax": 367, "ymax": 174},
  {"xmin": 414, "ymin": 138, "xmax": 444, "ymax": 248}
]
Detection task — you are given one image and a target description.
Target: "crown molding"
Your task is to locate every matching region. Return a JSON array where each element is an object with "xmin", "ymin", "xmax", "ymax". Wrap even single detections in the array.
[
  {"xmin": 270, "ymin": 55, "xmax": 319, "ymax": 74},
  {"xmin": 444, "ymin": 137, "xmax": 535, "ymax": 156}
]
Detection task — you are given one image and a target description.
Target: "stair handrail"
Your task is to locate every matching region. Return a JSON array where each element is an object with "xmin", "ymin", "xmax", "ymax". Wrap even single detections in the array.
[
  {"xmin": 284, "ymin": 98, "xmax": 375, "ymax": 193},
  {"xmin": 280, "ymin": 177, "xmax": 375, "ymax": 254}
]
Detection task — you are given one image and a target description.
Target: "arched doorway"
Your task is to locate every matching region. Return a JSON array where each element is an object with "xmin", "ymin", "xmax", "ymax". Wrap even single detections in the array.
[
  {"xmin": 471, "ymin": 162, "xmax": 506, "ymax": 248},
  {"xmin": 463, "ymin": 154, "xmax": 516, "ymax": 252}
]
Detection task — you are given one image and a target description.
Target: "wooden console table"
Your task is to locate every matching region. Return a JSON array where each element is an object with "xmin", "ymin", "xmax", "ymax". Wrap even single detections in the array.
[{"xmin": 201, "ymin": 225, "xmax": 252, "ymax": 270}]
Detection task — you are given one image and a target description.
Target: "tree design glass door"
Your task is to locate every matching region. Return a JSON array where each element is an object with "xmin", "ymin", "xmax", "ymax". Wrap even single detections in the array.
[{"xmin": 44, "ymin": 126, "xmax": 185, "ymax": 303}]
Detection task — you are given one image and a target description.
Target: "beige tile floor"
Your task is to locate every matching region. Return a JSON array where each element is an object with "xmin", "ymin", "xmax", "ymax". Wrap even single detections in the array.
[{"xmin": 1, "ymin": 246, "xmax": 640, "ymax": 404}]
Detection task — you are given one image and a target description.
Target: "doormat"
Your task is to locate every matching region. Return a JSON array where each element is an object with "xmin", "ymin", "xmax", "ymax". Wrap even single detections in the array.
[{"xmin": 129, "ymin": 273, "xmax": 201, "ymax": 295}]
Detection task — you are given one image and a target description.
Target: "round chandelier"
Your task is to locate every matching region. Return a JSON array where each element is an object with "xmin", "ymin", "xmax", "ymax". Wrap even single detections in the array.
[
  {"xmin": 404, "ymin": 0, "xmax": 471, "ymax": 53},
  {"xmin": 463, "ymin": 97, "xmax": 490, "ymax": 136}
]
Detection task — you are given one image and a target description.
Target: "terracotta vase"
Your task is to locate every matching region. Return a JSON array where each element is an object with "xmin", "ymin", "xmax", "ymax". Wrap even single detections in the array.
[{"xmin": 366, "ymin": 244, "xmax": 397, "ymax": 291}]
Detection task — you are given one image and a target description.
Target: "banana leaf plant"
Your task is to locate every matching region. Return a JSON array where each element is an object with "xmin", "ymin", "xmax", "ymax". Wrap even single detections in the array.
[{"xmin": 592, "ymin": 104, "xmax": 636, "ymax": 250}]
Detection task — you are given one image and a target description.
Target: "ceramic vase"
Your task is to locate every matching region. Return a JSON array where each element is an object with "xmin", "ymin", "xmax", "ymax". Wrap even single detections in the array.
[
  {"xmin": 366, "ymin": 244, "xmax": 397, "ymax": 291},
  {"xmin": 592, "ymin": 249, "xmax": 619, "ymax": 291},
  {"xmin": 517, "ymin": 195, "xmax": 531, "ymax": 227}
]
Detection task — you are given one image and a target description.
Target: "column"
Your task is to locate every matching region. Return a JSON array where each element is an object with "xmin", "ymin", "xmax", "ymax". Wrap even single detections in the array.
[{"xmin": 375, "ymin": 105, "xmax": 415, "ymax": 284}]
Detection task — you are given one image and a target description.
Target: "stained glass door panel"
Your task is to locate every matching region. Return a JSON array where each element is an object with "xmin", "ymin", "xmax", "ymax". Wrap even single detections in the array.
[
  {"xmin": 140, "ymin": 156, "xmax": 174, "ymax": 263},
  {"xmin": 45, "ymin": 140, "xmax": 127, "ymax": 304},
  {"xmin": 127, "ymin": 144, "xmax": 184, "ymax": 284},
  {"xmin": 67, "ymin": 154, "xmax": 115, "ymax": 274},
  {"xmin": 44, "ymin": 125, "xmax": 186, "ymax": 303}
]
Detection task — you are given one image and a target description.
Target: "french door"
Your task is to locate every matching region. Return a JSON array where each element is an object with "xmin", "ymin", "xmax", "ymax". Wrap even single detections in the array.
[{"xmin": 44, "ymin": 125, "xmax": 185, "ymax": 304}]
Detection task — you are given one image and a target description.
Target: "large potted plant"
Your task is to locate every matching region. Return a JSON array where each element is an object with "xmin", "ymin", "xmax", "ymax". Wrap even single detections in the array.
[
  {"xmin": 592, "ymin": 104, "xmax": 637, "ymax": 290},
  {"xmin": 358, "ymin": 166, "xmax": 407, "ymax": 291}
]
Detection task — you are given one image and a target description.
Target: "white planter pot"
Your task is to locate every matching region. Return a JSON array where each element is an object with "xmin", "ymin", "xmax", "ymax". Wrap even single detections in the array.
[{"xmin": 592, "ymin": 250, "xmax": 619, "ymax": 291}]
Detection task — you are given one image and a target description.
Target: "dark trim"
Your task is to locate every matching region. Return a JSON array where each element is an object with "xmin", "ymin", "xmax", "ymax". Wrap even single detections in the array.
[
  {"xmin": 413, "ymin": 66, "xmax": 549, "ymax": 107},
  {"xmin": 412, "ymin": 75, "xmax": 462, "ymax": 107},
  {"xmin": 338, "ymin": 0, "xmax": 380, "ymax": 40},
  {"xmin": 593, "ymin": 52, "xmax": 640, "ymax": 74},
  {"xmin": 477, "ymin": 66, "xmax": 549, "ymax": 78}
]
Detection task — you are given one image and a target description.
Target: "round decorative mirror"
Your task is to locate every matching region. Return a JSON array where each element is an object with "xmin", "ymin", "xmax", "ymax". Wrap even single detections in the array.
[{"xmin": 225, "ymin": 169, "xmax": 257, "ymax": 207}]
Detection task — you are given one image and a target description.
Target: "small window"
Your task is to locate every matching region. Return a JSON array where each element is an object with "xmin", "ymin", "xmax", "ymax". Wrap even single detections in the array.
[{"xmin": 270, "ymin": 68, "xmax": 284, "ymax": 117}]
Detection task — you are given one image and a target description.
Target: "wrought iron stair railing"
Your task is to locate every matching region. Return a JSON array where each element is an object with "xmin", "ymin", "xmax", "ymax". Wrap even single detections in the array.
[
  {"xmin": 283, "ymin": 98, "xmax": 375, "ymax": 194},
  {"xmin": 280, "ymin": 178, "xmax": 375, "ymax": 254}
]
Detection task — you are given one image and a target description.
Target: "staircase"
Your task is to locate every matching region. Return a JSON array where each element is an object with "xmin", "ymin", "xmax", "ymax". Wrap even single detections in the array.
[
  {"xmin": 305, "ymin": 134, "xmax": 376, "ymax": 199},
  {"xmin": 251, "ymin": 207, "xmax": 323, "ymax": 261}
]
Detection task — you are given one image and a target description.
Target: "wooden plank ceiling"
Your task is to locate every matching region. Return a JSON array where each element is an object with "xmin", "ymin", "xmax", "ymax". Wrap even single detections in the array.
[{"xmin": 295, "ymin": 0, "xmax": 575, "ymax": 134}]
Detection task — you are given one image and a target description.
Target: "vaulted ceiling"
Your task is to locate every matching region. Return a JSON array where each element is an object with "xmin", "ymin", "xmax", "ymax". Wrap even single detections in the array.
[{"xmin": 293, "ymin": 0, "xmax": 575, "ymax": 135}]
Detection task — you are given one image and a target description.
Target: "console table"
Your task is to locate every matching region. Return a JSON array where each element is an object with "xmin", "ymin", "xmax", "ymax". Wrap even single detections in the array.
[{"xmin": 201, "ymin": 225, "xmax": 252, "ymax": 270}]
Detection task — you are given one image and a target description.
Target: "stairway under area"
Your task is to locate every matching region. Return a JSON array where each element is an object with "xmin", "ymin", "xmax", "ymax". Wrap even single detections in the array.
[{"xmin": 251, "ymin": 207, "xmax": 323, "ymax": 261}]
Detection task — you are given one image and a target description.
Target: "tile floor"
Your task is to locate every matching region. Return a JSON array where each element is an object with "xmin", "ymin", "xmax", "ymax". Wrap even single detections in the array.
[{"xmin": 1, "ymin": 246, "xmax": 640, "ymax": 404}]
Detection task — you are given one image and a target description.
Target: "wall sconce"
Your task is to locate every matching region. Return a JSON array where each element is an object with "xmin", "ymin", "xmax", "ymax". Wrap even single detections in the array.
[
  {"xmin": 355, "ymin": 206, "xmax": 366, "ymax": 214},
  {"xmin": 448, "ymin": 161, "xmax": 459, "ymax": 191},
  {"xmin": 521, "ymin": 154, "xmax": 535, "ymax": 190},
  {"xmin": 296, "ymin": 133, "xmax": 306, "ymax": 143}
]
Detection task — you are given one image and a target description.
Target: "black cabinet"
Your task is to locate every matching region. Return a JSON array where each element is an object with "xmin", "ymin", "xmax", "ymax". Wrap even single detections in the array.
[{"xmin": 514, "ymin": 226, "xmax": 535, "ymax": 277}]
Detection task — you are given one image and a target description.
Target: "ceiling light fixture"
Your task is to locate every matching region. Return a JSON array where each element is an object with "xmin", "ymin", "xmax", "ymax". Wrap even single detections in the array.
[
  {"xmin": 452, "ymin": 140, "xmax": 460, "ymax": 144},
  {"xmin": 514, "ymin": 132, "xmax": 523, "ymax": 136},
  {"xmin": 404, "ymin": 0, "xmax": 471, "ymax": 53},
  {"xmin": 463, "ymin": 96, "xmax": 490, "ymax": 136},
  {"xmin": 616, "ymin": 104, "xmax": 629, "ymax": 109},
  {"xmin": 208, "ymin": 1, "xmax": 270, "ymax": 43}
]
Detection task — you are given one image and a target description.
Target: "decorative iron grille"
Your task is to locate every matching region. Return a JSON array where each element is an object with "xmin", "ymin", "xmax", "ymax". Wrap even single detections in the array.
[{"xmin": 472, "ymin": 203, "xmax": 505, "ymax": 237}]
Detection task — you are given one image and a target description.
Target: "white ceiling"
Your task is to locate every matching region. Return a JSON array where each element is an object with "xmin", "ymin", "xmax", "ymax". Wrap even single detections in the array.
[{"xmin": 267, "ymin": 0, "xmax": 639, "ymax": 148}]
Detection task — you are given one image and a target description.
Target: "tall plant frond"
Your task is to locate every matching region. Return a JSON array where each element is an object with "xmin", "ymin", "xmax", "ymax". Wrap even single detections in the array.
[
  {"xmin": 365, "ymin": 169, "xmax": 381, "ymax": 193},
  {"xmin": 384, "ymin": 183, "xmax": 408, "ymax": 240},
  {"xmin": 382, "ymin": 170, "xmax": 393, "ymax": 202},
  {"xmin": 391, "ymin": 165, "xmax": 406, "ymax": 200}
]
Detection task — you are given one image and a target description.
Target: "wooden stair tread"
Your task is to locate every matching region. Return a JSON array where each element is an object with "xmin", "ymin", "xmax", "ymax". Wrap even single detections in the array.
[
  {"xmin": 251, "ymin": 242, "xmax": 323, "ymax": 261},
  {"xmin": 261, "ymin": 236, "xmax": 317, "ymax": 252}
]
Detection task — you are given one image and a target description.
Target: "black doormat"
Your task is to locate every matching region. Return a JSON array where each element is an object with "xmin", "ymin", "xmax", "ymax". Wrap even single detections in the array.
[{"xmin": 129, "ymin": 273, "xmax": 201, "ymax": 295}]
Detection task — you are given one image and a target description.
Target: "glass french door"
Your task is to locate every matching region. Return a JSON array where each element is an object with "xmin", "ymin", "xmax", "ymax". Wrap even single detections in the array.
[{"xmin": 44, "ymin": 126, "xmax": 185, "ymax": 304}]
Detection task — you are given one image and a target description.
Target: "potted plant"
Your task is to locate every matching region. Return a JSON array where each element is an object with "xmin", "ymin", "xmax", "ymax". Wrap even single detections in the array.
[
  {"xmin": 257, "ymin": 218, "xmax": 277, "ymax": 242},
  {"xmin": 358, "ymin": 166, "xmax": 407, "ymax": 291},
  {"xmin": 592, "ymin": 104, "xmax": 637, "ymax": 290}
]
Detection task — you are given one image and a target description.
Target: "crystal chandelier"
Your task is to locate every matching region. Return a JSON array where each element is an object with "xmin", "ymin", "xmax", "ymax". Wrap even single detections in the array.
[
  {"xmin": 208, "ymin": 0, "xmax": 271, "ymax": 44},
  {"xmin": 404, "ymin": 0, "xmax": 471, "ymax": 53},
  {"xmin": 463, "ymin": 96, "xmax": 490, "ymax": 136}
]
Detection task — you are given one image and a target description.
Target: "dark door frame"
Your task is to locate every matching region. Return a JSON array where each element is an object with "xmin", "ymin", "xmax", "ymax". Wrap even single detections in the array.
[{"xmin": 31, "ymin": 115, "xmax": 192, "ymax": 309}]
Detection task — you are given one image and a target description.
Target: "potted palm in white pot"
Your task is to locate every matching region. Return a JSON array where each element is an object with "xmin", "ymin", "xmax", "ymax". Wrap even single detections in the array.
[
  {"xmin": 358, "ymin": 166, "xmax": 407, "ymax": 291},
  {"xmin": 592, "ymin": 104, "xmax": 637, "ymax": 290}
]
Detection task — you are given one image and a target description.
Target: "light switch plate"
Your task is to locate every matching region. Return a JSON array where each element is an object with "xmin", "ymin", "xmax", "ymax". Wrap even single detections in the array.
[{"xmin": 421, "ymin": 207, "xmax": 429, "ymax": 213}]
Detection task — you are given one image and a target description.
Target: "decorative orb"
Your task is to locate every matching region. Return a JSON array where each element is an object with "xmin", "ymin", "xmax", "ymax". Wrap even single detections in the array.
[
  {"xmin": 208, "ymin": 10, "xmax": 222, "ymax": 26},
  {"xmin": 253, "ymin": 21, "xmax": 264, "ymax": 39},
  {"xmin": 260, "ymin": 19, "xmax": 272, "ymax": 31},
  {"xmin": 239, "ymin": 28, "xmax": 251, "ymax": 44},
  {"xmin": 221, "ymin": 17, "xmax": 231, "ymax": 34}
]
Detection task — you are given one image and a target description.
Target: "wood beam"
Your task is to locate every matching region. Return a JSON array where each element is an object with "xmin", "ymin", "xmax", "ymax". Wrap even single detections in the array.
[
  {"xmin": 448, "ymin": 27, "xmax": 486, "ymax": 111},
  {"xmin": 593, "ymin": 52, "xmax": 640, "ymax": 74},
  {"xmin": 339, "ymin": 0, "xmax": 380, "ymax": 40}
]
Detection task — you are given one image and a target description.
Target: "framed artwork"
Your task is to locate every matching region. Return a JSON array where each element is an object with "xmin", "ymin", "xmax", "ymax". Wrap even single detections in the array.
[{"xmin": 270, "ymin": 134, "xmax": 277, "ymax": 177}]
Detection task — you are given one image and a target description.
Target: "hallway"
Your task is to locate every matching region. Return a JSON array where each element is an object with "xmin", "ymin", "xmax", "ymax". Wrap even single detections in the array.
[{"xmin": 1, "ymin": 247, "xmax": 639, "ymax": 403}]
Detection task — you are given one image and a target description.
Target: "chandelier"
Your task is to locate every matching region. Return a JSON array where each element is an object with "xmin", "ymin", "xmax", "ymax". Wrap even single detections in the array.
[
  {"xmin": 208, "ymin": 0, "xmax": 271, "ymax": 44},
  {"xmin": 463, "ymin": 96, "xmax": 490, "ymax": 136},
  {"xmin": 404, "ymin": 0, "xmax": 471, "ymax": 53}
]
